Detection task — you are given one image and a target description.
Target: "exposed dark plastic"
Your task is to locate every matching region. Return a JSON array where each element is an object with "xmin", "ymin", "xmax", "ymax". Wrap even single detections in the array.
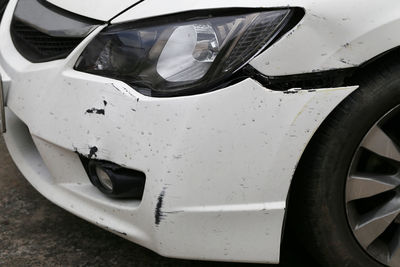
[{"xmin": 242, "ymin": 65, "xmax": 357, "ymax": 91}]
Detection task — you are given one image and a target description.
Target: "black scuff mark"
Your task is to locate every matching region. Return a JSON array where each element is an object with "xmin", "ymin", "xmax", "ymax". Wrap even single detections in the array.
[
  {"xmin": 112, "ymin": 229, "xmax": 127, "ymax": 236},
  {"xmin": 85, "ymin": 100, "xmax": 108, "ymax": 115},
  {"xmin": 86, "ymin": 108, "xmax": 105, "ymax": 115},
  {"xmin": 283, "ymin": 90, "xmax": 299, "ymax": 94},
  {"xmin": 88, "ymin": 146, "xmax": 98, "ymax": 159},
  {"xmin": 310, "ymin": 13, "xmax": 327, "ymax": 20},
  {"xmin": 111, "ymin": 83, "xmax": 136, "ymax": 98},
  {"xmin": 72, "ymin": 144, "xmax": 78, "ymax": 152},
  {"xmin": 339, "ymin": 58, "xmax": 357, "ymax": 66},
  {"xmin": 101, "ymin": 225, "xmax": 127, "ymax": 236},
  {"xmin": 111, "ymin": 83, "xmax": 122, "ymax": 93},
  {"xmin": 155, "ymin": 188, "xmax": 166, "ymax": 226}
]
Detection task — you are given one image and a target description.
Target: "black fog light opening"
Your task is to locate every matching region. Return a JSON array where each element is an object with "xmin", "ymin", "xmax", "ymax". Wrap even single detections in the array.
[{"xmin": 84, "ymin": 159, "xmax": 146, "ymax": 199}]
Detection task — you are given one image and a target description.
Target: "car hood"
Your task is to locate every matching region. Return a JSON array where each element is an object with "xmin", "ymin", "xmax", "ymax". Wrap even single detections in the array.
[{"xmin": 46, "ymin": 0, "xmax": 141, "ymax": 21}]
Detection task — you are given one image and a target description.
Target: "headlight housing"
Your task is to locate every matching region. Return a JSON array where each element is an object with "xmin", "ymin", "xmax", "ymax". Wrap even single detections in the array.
[{"xmin": 75, "ymin": 8, "xmax": 302, "ymax": 97}]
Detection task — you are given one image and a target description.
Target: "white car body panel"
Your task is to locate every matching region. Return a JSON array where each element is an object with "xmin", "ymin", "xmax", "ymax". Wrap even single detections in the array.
[
  {"xmin": 46, "ymin": 0, "xmax": 140, "ymax": 21},
  {"xmin": 1, "ymin": 0, "xmax": 392, "ymax": 263},
  {"xmin": 115, "ymin": 0, "xmax": 400, "ymax": 76}
]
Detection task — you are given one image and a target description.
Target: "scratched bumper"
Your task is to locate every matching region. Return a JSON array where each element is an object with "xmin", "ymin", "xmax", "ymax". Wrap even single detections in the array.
[{"xmin": 0, "ymin": 1, "xmax": 357, "ymax": 264}]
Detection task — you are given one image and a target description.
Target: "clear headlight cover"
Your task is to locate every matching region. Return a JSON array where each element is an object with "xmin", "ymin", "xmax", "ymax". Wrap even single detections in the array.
[{"xmin": 75, "ymin": 9, "xmax": 295, "ymax": 96}]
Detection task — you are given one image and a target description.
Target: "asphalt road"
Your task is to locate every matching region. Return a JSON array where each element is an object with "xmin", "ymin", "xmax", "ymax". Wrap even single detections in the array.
[{"xmin": 0, "ymin": 136, "xmax": 317, "ymax": 266}]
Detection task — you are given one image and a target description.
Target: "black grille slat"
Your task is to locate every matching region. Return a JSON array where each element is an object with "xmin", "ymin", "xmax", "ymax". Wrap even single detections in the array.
[
  {"xmin": 0, "ymin": 0, "xmax": 8, "ymax": 22},
  {"xmin": 11, "ymin": 19, "xmax": 84, "ymax": 62}
]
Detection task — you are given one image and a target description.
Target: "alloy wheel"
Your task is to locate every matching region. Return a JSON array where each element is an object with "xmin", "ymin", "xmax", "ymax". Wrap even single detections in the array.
[{"xmin": 346, "ymin": 105, "xmax": 400, "ymax": 266}]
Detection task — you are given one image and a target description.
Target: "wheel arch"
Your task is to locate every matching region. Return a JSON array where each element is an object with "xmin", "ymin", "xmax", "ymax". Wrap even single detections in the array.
[{"xmin": 280, "ymin": 44, "xmax": 400, "ymax": 260}]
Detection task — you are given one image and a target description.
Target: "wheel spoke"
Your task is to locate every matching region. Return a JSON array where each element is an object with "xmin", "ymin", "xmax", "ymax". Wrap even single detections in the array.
[
  {"xmin": 353, "ymin": 195, "xmax": 400, "ymax": 248},
  {"xmin": 346, "ymin": 173, "xmax": 400, "ymax": 202},
  {"xmin": 360, "ymin": 126, "xmax": 400, "ymax": 162}
]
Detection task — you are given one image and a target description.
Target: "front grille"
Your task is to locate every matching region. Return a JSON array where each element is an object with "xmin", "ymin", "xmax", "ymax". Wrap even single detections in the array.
[
  {"xmin": 10, "ymin": 0, "xmax": 101, "ymax": 63},
  {"xmin": 11, "ymin": 19, "xmax": 83, "ymax": 63},
  {"xmin": 0, "ymin": 0, "xmax": 9, "ymax": 22}
]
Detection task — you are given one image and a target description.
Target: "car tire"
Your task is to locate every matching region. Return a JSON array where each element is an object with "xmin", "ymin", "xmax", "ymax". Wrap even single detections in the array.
[{"xmin": 288, "ymin": 58, "xmax": 400, "ymax": 267}]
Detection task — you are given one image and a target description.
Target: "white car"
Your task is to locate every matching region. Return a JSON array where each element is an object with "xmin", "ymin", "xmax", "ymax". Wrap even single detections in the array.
[{"xmin": 1, "ymin": 0, "xmax": 400, "ymax": 266}]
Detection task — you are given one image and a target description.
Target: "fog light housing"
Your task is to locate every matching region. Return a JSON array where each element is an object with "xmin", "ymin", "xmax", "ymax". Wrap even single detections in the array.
[
  {"xmin": 95, "ymin": 166, "xmax": 113, "ymax": 191},
  {"xmin": 84, "ymin": 159, "xmax": 146, "ymax": 199}
]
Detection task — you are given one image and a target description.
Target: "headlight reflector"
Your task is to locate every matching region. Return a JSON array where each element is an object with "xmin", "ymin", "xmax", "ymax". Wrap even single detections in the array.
[{"xmin": 157, "ymin": 24, "xmax": 219, "ymax": 82}]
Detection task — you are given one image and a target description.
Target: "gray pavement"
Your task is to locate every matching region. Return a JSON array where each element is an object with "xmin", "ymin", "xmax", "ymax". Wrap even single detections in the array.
[{"xmin": 0, "ymin": 136, "xmax": 315, "ymax": 266}]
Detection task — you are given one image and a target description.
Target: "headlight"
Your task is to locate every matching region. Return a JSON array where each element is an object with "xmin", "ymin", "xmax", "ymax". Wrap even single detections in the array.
[{"xmin": 75, "ymin": 9, "xmax": 301, "ymax": 97}]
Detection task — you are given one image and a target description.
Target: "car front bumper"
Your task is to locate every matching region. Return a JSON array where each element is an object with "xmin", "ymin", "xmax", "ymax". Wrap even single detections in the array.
[{"xmin": 0, "ymin": 0, "xmax": 357, "ymax": 263}]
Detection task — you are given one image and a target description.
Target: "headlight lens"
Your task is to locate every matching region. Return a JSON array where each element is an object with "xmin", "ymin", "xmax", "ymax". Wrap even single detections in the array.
[
  {"xmin": 75, "ymin": 9, "xmax": 295, "ymax": 96},
  {"xmin": 157, "ymin": 24, "xmax": 219, "ymax": 82}
]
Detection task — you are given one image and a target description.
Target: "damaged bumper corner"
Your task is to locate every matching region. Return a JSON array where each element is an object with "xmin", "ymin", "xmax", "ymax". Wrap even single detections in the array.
[
  {"xmin": 1, "ymin": 68, "xmax": 357, "ymax": 262},
  {"xmin": 0, "ymin": 0, "xmax": 359, "ymax": 263}
]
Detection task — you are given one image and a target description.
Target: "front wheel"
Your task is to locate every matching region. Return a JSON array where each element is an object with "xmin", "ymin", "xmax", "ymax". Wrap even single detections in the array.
[{"xmin": 290, "ymin": 62, "xmax": 400, "ymax": 267}]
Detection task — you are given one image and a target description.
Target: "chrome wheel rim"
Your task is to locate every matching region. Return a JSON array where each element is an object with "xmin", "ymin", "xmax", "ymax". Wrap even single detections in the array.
[{"xmin": 346, "ymin": 105, "xmax": 400, "ymax": 266}]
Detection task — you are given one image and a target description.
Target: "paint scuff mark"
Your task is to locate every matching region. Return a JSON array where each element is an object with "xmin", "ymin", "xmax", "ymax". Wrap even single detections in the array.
[
  {"xmin": 339, "ymin": 58, "xmax": 357, "ymax": 66},
  {"xmin": 111, "ymin": 83, "xmax": 136, "ymax": 98},
  {"xmin": 112, "ymin": 229, "xmax": 127, "ymax": 236},
  {"xmin": 85, "ymin": 100, "xmax": 107, "ymax": 115},
  {"xmin": 72, "ymin": 144, "xmax": 78, "ymax": 152},
  {"xmin": 155, "ymin": 188, "xmax": 166, "ymax": 226},
  {"xmin": 88, "ymin": 146, "xmax": 98, "ymax": 159},
  {"xmin": 101, "ymin": 225, "xmax": 127, "ymax": 236},
  {"xmin": 283, "ymin": 89, "xmax": 300, "ymax": 94},
  {"xmin": 86, "ymin": 108, "xmax": 105, "ymax": 115}
]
